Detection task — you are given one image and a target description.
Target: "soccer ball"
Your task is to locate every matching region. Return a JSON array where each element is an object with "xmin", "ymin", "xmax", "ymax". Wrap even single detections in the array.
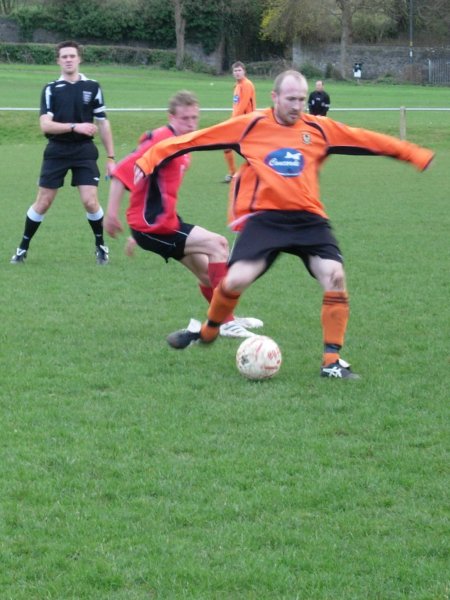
[{"xmin": 236, "ymin": 335, "xmax": 282, "ymax": 380}]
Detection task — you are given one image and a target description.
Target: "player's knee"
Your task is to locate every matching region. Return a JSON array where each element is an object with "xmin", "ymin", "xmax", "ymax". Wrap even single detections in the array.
[
  {"xmin": 222, "ymin": 275, "xmax": 239, "ymax": 294},
  {"xmin": 223, "ymin": 273, "xmax": 249, "ymax": 294},
  {"xmin": 223, "ymin": 269, "xmax": 254, "ymax": 294},
  {"xmin": 209, "ymin": 234, "xmax": 229, "ymax": 261},
  {"xmin": 329, "ymin": 266, "xmax": 346, "ymax": 290},
  {"xmin": 34, "ymin": 192, "xmax": 54, "ymax": 213},
  {"xmin": 218, "ymin": 235, "xmax": 229, "ymax": 258},
  {"xmin": 33, "ymin": 200, "xmax": 51, "ymax": 214},
  {"xmin": 197, "ymin": 272, "xmax": 210, "ymax": 287},
  {"xmin": 84, "ymin": 198, "xmax": 100, "ymax": 213}
]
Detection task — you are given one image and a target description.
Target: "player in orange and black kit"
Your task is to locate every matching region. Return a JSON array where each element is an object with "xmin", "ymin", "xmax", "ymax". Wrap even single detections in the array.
[
  {"xmin": 134, "ymin": 71, "xmax": 434, "ymax": 379},
  {"xmin": 223, "ymin": 61, "xmax": 256, "ymax": 183},
  {"xmin": 104, "ymin": 90, "xmax": 262, "ymax": 339}
]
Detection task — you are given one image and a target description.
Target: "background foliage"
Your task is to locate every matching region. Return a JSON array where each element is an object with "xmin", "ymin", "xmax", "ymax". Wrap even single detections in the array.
[{"xmin": 3, "ymin": 0, "xmax": 450, "ymax": 73}]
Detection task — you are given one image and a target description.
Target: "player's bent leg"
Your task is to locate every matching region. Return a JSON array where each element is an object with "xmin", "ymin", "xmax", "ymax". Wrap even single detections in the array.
[
  {"xmin": 180, "ymin": 253, "xmax": 210, "ymax": 287},
  {"xmin": 184, "ymin": 225, "xmax": 229, "ymax": 263},
  {"xmin": 170, "ymin": 281, "xmax": 241, "ymax": 348},
  {"xmin": 225, "ymin": 259, "xmax": 267, "ymax": 294},
  {"xmin": 214, "ymin": 260, "xmax": 266, "ymax": 333},
  {"xmin": 200, "ymin": 277, "xmax": 242, "ymax": 343},
  {"xmin": 201, "ymin": 261, "xmax": 266, "ymax": 339},
  {"xmin": 180, "ymin": 254, "xmax": 263, "ymax": 338}
]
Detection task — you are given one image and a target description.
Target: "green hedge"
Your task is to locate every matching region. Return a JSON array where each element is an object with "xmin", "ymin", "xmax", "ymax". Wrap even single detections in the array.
[
  {"xmin": 0, "ymin": 42, "xmax": 55, "ymax": 64},
  {"xmin": 0, "ymin": 42, "xmax": 177, "ymax": 68},
  {"xmin": 10, "ymin": 2, "xmax": 175, "ymax": 47}
]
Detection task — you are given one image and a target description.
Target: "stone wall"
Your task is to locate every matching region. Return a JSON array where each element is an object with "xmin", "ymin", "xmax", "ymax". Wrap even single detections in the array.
[
  {"xmin": 293, "ymin": 42, "xmax": 450, "ymax": 82},
  {"xmin": 0, "ymin": 17, "xmax": 61, "ymax": 44},
  {"xmin": 0, "ymin": 16, "xmax": 20, "ymax": 42},
  {"xmin": 185, "ymin": 43, "xmax": 221, "ymax": 71}
]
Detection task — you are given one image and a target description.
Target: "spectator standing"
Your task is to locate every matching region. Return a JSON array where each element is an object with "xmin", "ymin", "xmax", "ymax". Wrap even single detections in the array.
[{"xmin": 308, "ymin": 80, "xmax": 330, "ymax": 116}]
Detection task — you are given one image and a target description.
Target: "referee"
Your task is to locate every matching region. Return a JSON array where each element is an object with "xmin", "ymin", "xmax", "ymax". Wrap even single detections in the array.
[{"xmin": 11, "ymin": 41, "xmax": 115, "ymax": 265}]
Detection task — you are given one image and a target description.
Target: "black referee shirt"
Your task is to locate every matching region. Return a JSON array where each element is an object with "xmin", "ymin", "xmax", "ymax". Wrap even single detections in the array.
[
  {"xmin": 307, "ymin": 91, "xmax": 331, "ymax": 116},
  {"xmin": 40, "ymin": 74, "xmax": 107, "ymax": 142}
]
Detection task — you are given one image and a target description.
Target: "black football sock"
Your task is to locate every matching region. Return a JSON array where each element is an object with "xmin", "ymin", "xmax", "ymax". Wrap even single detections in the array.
[
  {"xmin": 19, "ymin": 208, "xmax": 45, "ymax": 250},
  {"xmin": 86, "ymin": 209, "xmax": 105, "ymax": 247}
]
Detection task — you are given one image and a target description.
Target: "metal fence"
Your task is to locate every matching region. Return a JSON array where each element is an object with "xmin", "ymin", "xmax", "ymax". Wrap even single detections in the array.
[{"xmin": 427, "ymin": 59, "xmax": 450, "ymax": 84}]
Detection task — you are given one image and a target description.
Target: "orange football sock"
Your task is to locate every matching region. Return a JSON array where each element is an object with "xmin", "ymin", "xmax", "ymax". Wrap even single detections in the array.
[
  {"xmin": 201, "ymin": 281, "xmax": 241, "ymax": 342},
  {"xmin": 321, "ymin": 291, "xmax": 349, "ymax": 365},
  {"xmin": 224, "ymin": 150, "xmax": 236, "ymax": 176},
  {"xmin": 207, "ymin": 262, "xmax": 234, "ymax": 322},
  {"xmin": 199, "ymin": 281, "xmax": 233, "ymax": 324}
]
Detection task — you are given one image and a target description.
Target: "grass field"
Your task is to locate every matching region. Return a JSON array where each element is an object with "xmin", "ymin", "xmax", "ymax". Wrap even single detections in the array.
[{"xmin": 0, "ymin": 65, "xmax": 449, "ymax": 599}]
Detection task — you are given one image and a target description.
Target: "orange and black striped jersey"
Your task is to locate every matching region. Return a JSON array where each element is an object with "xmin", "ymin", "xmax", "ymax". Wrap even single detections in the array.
[
  {"xmin": 136, "ymin": 108, "xmax": 434, "ymax": 229},
  {"xmin": 232, "ymin": 77, "xmax": 256, "ymax": 117}
]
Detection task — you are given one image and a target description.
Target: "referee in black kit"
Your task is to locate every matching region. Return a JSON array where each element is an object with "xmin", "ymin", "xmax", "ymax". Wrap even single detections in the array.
[{"xmin": 11, "ymin": 41, "xmax": 115, "ymax": 265}]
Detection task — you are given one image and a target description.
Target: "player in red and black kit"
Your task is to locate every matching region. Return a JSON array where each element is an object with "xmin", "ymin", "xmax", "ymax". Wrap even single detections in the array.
[
  {"xmin": 10, "ymin": 41, "xmax": 115, "ymax": 265},
  {"xmin": 104, "ymin": 90, "xmax": 262, "ymax": 339},
  {"xmin": 135, "ymin": 71, "xmax": 435, "ymax": 380}
]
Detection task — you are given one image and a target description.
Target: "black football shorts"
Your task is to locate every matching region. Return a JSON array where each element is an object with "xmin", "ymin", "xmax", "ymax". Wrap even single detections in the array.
[
  {"xmin": 131, "ymin": 220, "xmax": 195, "ymax": 262},
  {"xmin": 229, "ymin": 210, "xmax": 343, "ymax": 277},
  {"xmin": 39, "ymin": 140, "xmax": 100, "ymax": 188}
]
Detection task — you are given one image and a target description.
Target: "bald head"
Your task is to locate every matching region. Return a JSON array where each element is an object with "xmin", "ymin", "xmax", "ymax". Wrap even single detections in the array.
[
  {"xmin": 271, "ymin": 70, "xmax": 308, "ymax": 126},
  {"xmin": 273, "ymin": 70, "xmax": 308, "ymax": 94}
]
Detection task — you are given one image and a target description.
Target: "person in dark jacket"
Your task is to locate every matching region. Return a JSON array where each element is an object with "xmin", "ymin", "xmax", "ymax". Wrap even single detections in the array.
[{"xmin": 308, "ymin": 80, "xmax": 330, "ymax": 116}]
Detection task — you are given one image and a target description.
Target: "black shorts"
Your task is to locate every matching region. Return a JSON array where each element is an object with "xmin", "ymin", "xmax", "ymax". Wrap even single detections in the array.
[
  {"xmin": 229, "ymin": 210, "xmax": 343, "ymax": 277},
  {"xmin": 39, "ymin": 140, "xmax": 100, "ymax": 188},
  {"xmin": 130, "ymin": 220, "xmax": 195, "ymax": 262}
]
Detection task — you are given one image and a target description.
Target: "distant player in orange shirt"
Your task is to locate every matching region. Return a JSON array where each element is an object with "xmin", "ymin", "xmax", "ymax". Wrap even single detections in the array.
[
  {"xmin": 223, "ymin": 61, "xmax": 256, "ymax": 183},
  {"xmin": 135, "ymin": 71, "xmax": 434, "ymax": 379}
]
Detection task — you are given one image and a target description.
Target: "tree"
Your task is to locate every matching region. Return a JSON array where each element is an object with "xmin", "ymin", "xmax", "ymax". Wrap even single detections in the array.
[
  {"xmin": 415, "ymin": 0, "xmax": 450, "ymax": 42},
  {"xmin": 262, "ymin": 0, "xmax": 404, "ymax": 78},
  {"xmin": 4, "ymin": 0, "xmax": 49, "ymax": 17},
  {"xmin": 335, "ymin": 0, "xmax": 353, "ymax": 77},
  {"xmin": 0, "ymin": 0, "xmax": 19, "ymax": 15},
  {"xmin": 334, "ymin": 0, "xmax": 401, "ymax": 76},
  {"xmin": 171, "ymin": 0, "xmax": 186, "ymax": 68},
  {"xmin": 184, "ymin": 0, "xmax": 270, "ymax": 73},
  {"xmin": 261, "ymin": 0, "xmax": 335, "ymax": 46}
]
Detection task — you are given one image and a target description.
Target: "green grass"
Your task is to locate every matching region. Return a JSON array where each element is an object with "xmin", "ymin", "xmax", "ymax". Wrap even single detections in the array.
[
  {"xmin": 2, "ymin": 64, "xmax": 450, "ymax": 151},
  {"xmin": 1, "ymin": 63, "xmax": 450, "ymax": 109},
  {"xmin": 0, "ymin": 66, "xmax": 449, "ymax": 599}
]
